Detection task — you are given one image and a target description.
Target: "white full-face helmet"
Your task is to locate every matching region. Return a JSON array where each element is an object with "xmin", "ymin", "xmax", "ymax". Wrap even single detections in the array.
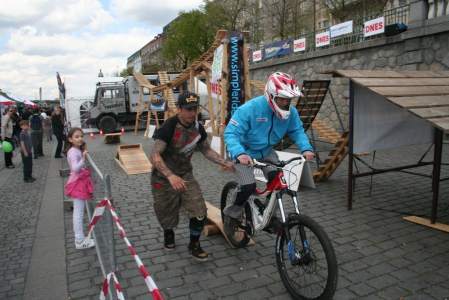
[{"xmin": 264, "ymin": 72, "xmax": 302, "ymax": 120}]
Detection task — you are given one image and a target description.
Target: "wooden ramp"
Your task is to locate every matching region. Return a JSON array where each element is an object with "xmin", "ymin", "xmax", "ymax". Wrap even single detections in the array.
[
  {"xmin": 104, "ymin": 133, "xmax": 121, "ymax": 144},
  {"xmin": 205, "ymin": 201, "xmax": 254, "ymax": 248},
  {"xmin": 158, "ymin": 71, "xmax": 176, "ymax": 113},
  {"xmin": 114, "ymin": 144, "xmax": 152, "ymax": 175},
  {"xmin": 313, "ymin": 132, "xmax": 349, "ymax": 182},
  {"xmin": 312, "ymin": 118, "xmax": 342, "ymax": 144}
]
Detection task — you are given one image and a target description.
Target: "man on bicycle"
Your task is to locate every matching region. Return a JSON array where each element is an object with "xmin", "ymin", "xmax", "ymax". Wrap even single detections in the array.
[
  {"xmin": 150, "ymin": 91, "xmax": 235, "ymax": 261},
  {"xmin": 223, "ymin": 72, "xmax": 314, "ymax": 236}
]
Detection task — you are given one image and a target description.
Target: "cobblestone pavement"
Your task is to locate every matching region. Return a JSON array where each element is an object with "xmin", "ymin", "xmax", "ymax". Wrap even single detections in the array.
[
  {"xmin": 0, "ymin": 139, "xmax": 56, "ymax": 299},
  {"xmin": 1, "ymin": 130, "xmax": 449, "ymax": 299}
]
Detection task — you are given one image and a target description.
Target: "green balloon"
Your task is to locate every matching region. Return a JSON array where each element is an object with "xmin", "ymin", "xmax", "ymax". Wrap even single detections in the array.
[{"xmin": 2, "ymin": 141, "xmax": 13, "ymax": 153}]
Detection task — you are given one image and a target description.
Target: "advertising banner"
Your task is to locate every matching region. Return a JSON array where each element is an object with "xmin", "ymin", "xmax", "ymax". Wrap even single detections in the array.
[
  {"xmin": 226, "ymin": 31, "xmax": 245, "ymax": 124},
  {"xmin": 211, "ymin": 45, "xmax": 223, "ymax": 82},
  {"xmin": 252, "ymin": 50, "xmax": 262, "ymax": 62},
  {"xmin": 364, "ymin": 17, "xmax": 385, "ymax": 37},
  {"xmin": 330, "ymin": 20, "xmax": 353, "ymax": 38},
  {"xmin": 316, "ymin": 31, "xmax": 330, "ymax": 48},
  {"xmin": 263, "ymin": 39, "xmax": 292, "ymax": 59},
  {"xmin": 293, "ymin": 38, "xmax": 306, "ymax": 52}
]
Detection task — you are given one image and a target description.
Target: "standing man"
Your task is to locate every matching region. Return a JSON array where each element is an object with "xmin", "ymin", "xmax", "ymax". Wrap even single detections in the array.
[
  {"xmin": 222, "ymin": 72, "xmax": 315, "ymax": 236},
  {"xmin": 150, "ymin": 91, "xmax": 235, "ymax": 261},
  {"xmin": 1, "ymin": 107, "xmax": 15, "ymax": 168}
]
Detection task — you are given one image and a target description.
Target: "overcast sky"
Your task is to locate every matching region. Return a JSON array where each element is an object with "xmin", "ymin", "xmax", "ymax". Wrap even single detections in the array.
[{"xmin": 0, "ymin": 0, "xmax": 204, "ymax": 101}]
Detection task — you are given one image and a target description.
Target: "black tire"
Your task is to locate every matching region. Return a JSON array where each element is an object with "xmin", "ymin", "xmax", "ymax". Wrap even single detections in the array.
[
  {"xmin": 276, "ymin": 214, "xmax": 338, "ymax": 300},
  {"xmin": 98, "ymin": 116, "xmax": 117, "ymax": 134},
  {"xmin": 220, "ymin": 181, "xmax": 252, "ymax": 248}
]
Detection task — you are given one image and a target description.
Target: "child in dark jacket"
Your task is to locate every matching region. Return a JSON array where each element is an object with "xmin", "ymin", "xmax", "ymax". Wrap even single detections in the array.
[{"xmin": 19, "ymin": 120, "xmax": 35, "ymax": 183}]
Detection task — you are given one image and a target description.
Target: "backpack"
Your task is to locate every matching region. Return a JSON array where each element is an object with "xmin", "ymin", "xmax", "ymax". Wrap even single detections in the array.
[{"xmin": 31, "ymin": 115, "xmax": 42, "ymax": 131}]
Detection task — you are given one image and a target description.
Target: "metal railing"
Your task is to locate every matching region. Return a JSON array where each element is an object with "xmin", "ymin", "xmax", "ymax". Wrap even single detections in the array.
[
  {"xmin": 86, "ymin": 154, "xmax": 117, "ymax": 300},
  {"xmin": 251, "ymin": 4, "xmax": 409, "ymax": 63}
]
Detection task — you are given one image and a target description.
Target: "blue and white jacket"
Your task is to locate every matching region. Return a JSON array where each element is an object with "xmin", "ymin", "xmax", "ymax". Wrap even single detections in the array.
[{"xmin": 224, "ymin": 95, "xmax": 314, "ymax": 160}]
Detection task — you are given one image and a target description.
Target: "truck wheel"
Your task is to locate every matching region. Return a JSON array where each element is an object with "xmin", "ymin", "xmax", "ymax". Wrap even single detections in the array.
[{"xmin": 98, "ymin": 116, "xmax": 117, "ymax": 134}]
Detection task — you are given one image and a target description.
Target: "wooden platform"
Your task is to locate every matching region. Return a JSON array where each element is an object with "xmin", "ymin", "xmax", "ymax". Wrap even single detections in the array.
[
  {"xmin": 205, "ymin": 201, "xmax": 254, "ymax": 248},
  {"xmin": 403, "ymin": 216, "xmax": 449, "ymax": 233},
  {"xmin": 114, "ymin": 144, "xmax": 152, "ymax": 175},
  {"xmin": 104, "ymin": 133, "xmax": 121, "ymax": 144},
  {"xmin": 335, "ymin": 69, "xmax": 449, "ymax": 132}
]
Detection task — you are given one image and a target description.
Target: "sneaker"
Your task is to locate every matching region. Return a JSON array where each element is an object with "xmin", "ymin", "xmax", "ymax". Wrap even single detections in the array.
[
  {"xmin": 75, "ymin": 237, "xmax": 95, "ymax": 250},
  {"xmin": 164, "ymin": 231, "xmax": 175, "ymax": 251},
  {"xmin": 263, "ymin": 216, "xmax": 282, "ymax": 234},
  {"xmin": 224, "ymin": 215, "xmax": 240, "ymax": 237},
  {"xmin": 188, "ymin": 242, "xmax": 208, "ymax": 262},
  {"xmin": 24, "ymin": 178, "xmax": 33, "ymax": 183}
]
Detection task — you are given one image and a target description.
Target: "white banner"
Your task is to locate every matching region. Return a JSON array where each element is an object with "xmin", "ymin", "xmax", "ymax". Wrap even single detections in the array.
[
  {"xmin": 364, "ymin": 17, "xmax": 385, "ymax": 37},
  {"xmin": 293, "ymin": 38, "xmax": 306, "ymax": 52},
  {"xmin": 330, "ymin": 20, "xmax": 353, "ymax": 38},
  {"xmin": 252, "ymin": 50, "xmax": 262, "ymax": 62},
  {"xmin": 316, "ymin": 31, "xmax": 330, "ymax": 48},
  {"xmin": 211, "ymin": 45, "xmax": 223, "ymax": 83}
]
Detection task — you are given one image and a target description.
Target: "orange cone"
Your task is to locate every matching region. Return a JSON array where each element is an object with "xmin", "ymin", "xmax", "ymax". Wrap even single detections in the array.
[
  {"xmin": 121, "ymin": 126, "xmax": 125, "ymax": 134},
  {"xmin": 100, "ymin": 129, "xmax": 104, "ymax": 136},
  {"xmin": 90, "ymin": 132, "xmax": 95, "ymax": 139}
]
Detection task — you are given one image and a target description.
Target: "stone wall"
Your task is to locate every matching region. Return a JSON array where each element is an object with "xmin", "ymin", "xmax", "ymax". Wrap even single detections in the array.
[{"xmin": 249, "ymin": 16, "xmax": 449, "ymax": 131}]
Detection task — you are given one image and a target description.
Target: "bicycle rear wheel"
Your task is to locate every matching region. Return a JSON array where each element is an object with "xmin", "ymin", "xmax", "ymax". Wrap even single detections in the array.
[
  {"xmin": 276, "ymin": 215, "xmax": 338, "ymax": 300},
  {"xmin": 220, "ymin": 181, "xmax": 252, "ymax": 248}
]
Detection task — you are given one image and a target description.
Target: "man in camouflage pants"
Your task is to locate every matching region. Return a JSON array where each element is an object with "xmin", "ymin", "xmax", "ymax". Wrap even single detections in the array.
[{"xmin": 150, "ymin": 91, "xmax": 235, "ymax": 261}]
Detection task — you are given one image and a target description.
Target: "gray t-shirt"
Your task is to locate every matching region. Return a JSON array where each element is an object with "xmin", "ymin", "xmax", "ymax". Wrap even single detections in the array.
[{"xmin": 19, "ymin": 131, "xmax": 32, "ymax": 153}]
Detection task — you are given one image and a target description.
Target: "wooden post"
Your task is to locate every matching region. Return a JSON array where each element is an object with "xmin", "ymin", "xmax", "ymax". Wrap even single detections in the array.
[
  {"xmin": 206, "ymin": 71, "xmax": 217, "ymax": 136},
  {"xmin": 134, "ymin": 86, "xmax": 143, "ymax": 135}
]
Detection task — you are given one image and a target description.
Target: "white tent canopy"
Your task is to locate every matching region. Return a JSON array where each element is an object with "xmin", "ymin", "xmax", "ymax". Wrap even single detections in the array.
[{"xmin": 64, "ymin": 76, "xmax": 122, "ymax": 128}]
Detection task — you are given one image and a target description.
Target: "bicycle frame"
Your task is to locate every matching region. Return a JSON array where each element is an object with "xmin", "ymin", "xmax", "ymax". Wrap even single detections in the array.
[{"xmin": 247, "ymin": 156, "xmax": 311, "ymax": 264}]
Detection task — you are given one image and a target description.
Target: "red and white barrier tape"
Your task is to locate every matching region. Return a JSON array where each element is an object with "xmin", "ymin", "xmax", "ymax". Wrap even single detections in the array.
[
  {"xmin": 100, "ymin": 271, "xmax": 124, "ymax": 300},
  {"xmin": 88, "ymin": 198, "xmax": 164, "ymax": 300}
]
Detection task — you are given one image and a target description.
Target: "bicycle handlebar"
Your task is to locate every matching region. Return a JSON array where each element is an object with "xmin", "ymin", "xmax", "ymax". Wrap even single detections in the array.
[{"xmin": 236, "ymin": 156, "xmax": 314, "ymax": 169}]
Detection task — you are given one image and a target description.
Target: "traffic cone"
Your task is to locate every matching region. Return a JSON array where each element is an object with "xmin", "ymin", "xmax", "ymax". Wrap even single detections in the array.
[
  {"xmin": 90, "ymin": 132, "xmax": 95, "ymax": 139},
  {"xmin": 121, "ymin": 126, "xmax": 125, "ymax": 134},
  {"xmin": 99, "ymin": 129, "xmax": 104, "ymax": 136}
]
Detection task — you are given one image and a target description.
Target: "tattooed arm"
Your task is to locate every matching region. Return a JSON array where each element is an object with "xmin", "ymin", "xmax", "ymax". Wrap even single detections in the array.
[
  {"xmin": 197, "ymin": 140, "xmax": 236, "ymax": 172},
  {"xmin": 150, "ymin": 139, "xmax": 187, "ymax": 192}
]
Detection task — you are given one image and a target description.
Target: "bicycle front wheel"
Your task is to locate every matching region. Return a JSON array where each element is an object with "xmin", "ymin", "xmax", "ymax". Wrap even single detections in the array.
[
  {"xmin": 220, "ymin": 181, "xmax": 252, "ymax": 248},
  {"xmin": 276, "ymin": 215, "xmax": 338, "ymax": 300}
]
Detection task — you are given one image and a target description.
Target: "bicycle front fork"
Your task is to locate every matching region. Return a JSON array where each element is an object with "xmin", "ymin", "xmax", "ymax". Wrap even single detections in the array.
[{"xmin": 277, "ymin": 191, "xmax": 311, "ymax": 265}]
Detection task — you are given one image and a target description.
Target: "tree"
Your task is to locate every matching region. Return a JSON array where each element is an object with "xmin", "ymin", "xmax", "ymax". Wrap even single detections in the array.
[
  {"xmin": 162, "ymin": 10, "xmax": 216, "ymax": 70},
  {"xmin": 202, "ymin": 0, "xmax": 252, "ymax": 31},
  {"xmin": 319, "ymin": 0, "xmax": 389, "ymax": 23},
  {"xmin": 261, "ymin": 0, "xmax": 311, "ymax": 41},
  {"xmin": 120, "ymin": 67, "xmax": 133, "ymax": 77}
]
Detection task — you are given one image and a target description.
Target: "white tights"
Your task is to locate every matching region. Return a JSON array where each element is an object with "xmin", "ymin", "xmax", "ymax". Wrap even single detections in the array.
[{"xmin": 73, "ymin": 198, "xmax": 87, "ymax": 243}]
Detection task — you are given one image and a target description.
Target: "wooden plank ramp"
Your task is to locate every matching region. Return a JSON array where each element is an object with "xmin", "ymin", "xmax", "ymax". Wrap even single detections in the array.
[
  {"xmin": 104, "ymin": 133, "xmax": 121, "ymax": 144},
  {"xmin": 403, "ymin": 216, "xmax": 449, "ymax": 233},
  {"xmin": 114, "ymin": 144, "xmax": 152, "ymax": 175},
  {"xmin": 312, "ymin": 118, "xmax": 342, "ymax": 144},
  {"xmin": 205, "ymin": 201, "xmax": 254, "ymax": 248},
  {"xmin": 158, "ymin": 71, "xmax": 176, "ymax": 111},
  {"xmin": 313, "ymin": 132, "xmax": 350, "ymax": 182}
]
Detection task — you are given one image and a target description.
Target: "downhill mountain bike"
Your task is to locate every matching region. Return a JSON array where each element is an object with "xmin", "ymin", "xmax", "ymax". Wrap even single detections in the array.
[{"xmin": 221, "ymin": 156, "xmax": 338, "ymax": 300}]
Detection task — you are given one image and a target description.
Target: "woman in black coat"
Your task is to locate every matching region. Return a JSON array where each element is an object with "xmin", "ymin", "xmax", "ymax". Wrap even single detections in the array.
[{"xmin": 51, "ymin": 107, "xmax": 67, "ymax": 158}]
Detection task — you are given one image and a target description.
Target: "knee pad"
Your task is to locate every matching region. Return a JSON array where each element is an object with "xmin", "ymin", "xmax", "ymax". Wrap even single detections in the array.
[
  {"xmin": 235, "ymin": 183, "xmax": 256, "ymax": 206},
  {"xmin": 189, "ymin": 216, "xmax": 205, "ymax": 236}
]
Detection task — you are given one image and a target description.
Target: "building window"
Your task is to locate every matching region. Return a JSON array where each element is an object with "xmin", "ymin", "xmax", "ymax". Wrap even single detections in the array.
[{"xmin": 323, "ymin": 20, "xmax": 329, "ymax": 28}]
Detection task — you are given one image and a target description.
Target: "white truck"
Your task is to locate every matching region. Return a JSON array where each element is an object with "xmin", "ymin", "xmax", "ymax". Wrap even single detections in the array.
[{"xmin": 88, "ymin": 73, "xmax": 185, "ymax": 133}]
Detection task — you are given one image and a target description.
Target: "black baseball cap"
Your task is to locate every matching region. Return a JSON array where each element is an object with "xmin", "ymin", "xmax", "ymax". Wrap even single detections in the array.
[{"xmin": 177, "ymin": 91, "xmax": 200, "ymax": 108}]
